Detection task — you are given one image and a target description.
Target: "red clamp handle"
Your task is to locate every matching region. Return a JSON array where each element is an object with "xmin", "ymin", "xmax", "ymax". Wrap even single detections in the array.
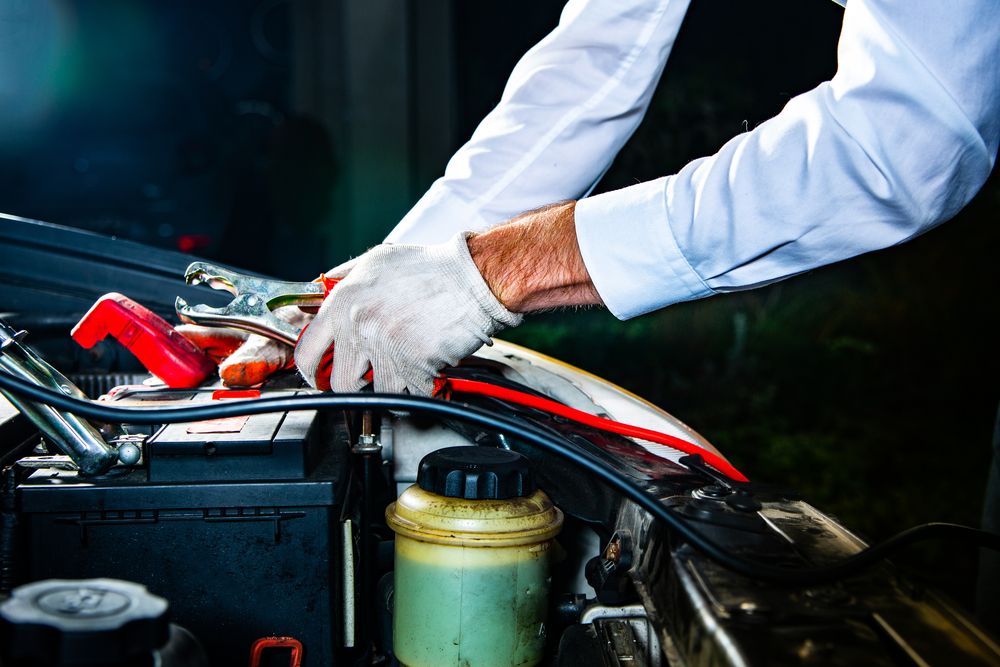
[
  {"xmin": 71, "ymin": 292, "xmax": 216, "ymax": 389},
  {"xmin": 315, "ymin": 274, "xmax": 340, "ymax": 295},
  {"xmin": 248, "ymin": 637, "xmax": 303, "ymax": 667}
]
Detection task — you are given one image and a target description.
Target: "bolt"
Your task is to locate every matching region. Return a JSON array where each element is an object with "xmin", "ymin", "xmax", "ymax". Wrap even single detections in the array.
[
  {"xmin": 353, "ymin": 433, "xmax": 381, "ymax": 454},
  {"xmin": 117, "ymin": 443, "xmax": 141, "ymax": 465}
]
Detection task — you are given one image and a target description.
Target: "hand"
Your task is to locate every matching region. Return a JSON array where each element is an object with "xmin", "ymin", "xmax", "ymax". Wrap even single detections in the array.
[
  {"xmin": 178, "ymin": 258, "xmax": 357, "ymax": 387},
  {"xmin": 176, "ymin": 307, "xmax": 308, "ymax": 387},
  {"xmin": 295, "ymin": 234, "xmax": 522, "ymax": 395}
]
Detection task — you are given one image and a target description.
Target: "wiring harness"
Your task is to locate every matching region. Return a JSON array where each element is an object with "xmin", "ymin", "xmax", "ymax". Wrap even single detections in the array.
[{"xmin": 0, "ymin": 369, "xmax": 996, "ymax": 586}]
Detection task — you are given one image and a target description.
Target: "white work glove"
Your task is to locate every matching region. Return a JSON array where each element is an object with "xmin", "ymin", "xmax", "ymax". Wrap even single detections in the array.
[
  {"xmin": 178, "ymin": 258, "xmax": 357, "ymax": 387},
  {"xmin": 295, "ymin": 233, "xmax": 522, "ymax": 395}
]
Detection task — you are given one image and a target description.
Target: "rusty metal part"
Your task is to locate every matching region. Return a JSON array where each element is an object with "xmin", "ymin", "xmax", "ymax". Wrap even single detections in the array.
[{"xmin": 605, "ymin": 538, "xmax": 623, "ymax": 564}]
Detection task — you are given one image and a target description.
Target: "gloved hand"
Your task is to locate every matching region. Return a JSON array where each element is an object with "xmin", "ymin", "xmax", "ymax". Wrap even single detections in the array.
[
  {"xmin": 176, "ymin": 307, "xmax": 309, "ymax": 387},
  {"xmin": 178, "ymin": 258, "xmax": 357, "ymax": 387},
  {"xmin": 295, "ymin": 234, "xmax": 522, "ymax": 395}
]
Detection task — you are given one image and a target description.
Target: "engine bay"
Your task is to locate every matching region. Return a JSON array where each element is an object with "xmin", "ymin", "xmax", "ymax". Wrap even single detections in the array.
[{"xmin": 0, "ymin": 217, "xmax": 998, "ymax": 666}]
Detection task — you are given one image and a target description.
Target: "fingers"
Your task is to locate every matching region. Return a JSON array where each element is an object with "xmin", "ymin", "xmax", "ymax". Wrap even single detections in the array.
[
  {"xmin": 331, "ymin": 346, "xmax": 371, "ymax": 393},
  {"xmin": 295, "ymin": 302, "xmax": 338, "ymax": 389},
  {"xmin": 219, "ymin": 334, "xmax": 292, "ymax": 387},
  {"xmin": 179, "ymin": 304, "xmax": 315, "ymax": 388},
  {"xmin": 371, "ymin": 355, "xmax": 408, "ymax": 395},
  {"xmin": 294, "ymin": 281, "xmax": 368, "ymax": 391},
  {"xmin": 176, "ymin": 324, "xmax": 296, "ymax": 388},
  {"xmin": 175, "ymin": 324, "xmax": 248, "ymax": 363},
  {"xmin": 401, "ymin": 370, "xmax": 436, "ymax": 397},
  {"xmin": 297, "ymin": 236, "xmax": 523, "ymax": 396}
]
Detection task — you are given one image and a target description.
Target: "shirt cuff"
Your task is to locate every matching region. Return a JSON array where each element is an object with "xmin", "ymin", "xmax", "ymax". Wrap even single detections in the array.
[{"xmin": 575, "ymin": 176, "xmax": 714, "ymax": 319}]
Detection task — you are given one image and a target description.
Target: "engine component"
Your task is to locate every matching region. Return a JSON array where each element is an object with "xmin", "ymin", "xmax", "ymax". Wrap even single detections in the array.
[
  {"xmin": 613, "ymin": 497, "xmax": 1000, "ymax": 667},
  {"xmin": 6, "ymin": 213, "xmax": 997, "ymax": 665},
  {"xmin": 139, "ymin": 388, "xmax": 324, "ymax": 482},
  {"xmin": 0, "ymin": 577, "xmax": 208, "ymax": 667},
  {"xmin": 586, "ymin": 531, "xmax": 637, "ymax": 606},
  {"xmin": 556, "ymin": 603, "xmax": 662, "ymax": 667},
  {"xmin": 249, "ymin": 636, "xmax": 304, "ymax": 667},
  {"xmin": 13, "ymin": 399, "xmax": 351, "ymax": 667},
  {"xmin": 386, "ymin": 446, "xmax": 563, "ymax": 667},
  {"xmin": 0, "ymin": 320, "xmax": 117, "ymax": 475}
]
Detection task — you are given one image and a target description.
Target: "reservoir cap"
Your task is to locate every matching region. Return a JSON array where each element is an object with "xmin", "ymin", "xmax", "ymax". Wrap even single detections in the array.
[
  {"xmin": 418, "ymin": 446, "xmax": 536, "ymax": 500},
  {"xmin": 0, "ymin": 578, "xmax": 170, "ymax": 666}
]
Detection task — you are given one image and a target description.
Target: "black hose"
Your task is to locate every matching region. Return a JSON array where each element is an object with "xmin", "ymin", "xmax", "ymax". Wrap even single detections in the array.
[{"xmin": 0, "ymin": 371, "xmax": 996, "ymax": 586}]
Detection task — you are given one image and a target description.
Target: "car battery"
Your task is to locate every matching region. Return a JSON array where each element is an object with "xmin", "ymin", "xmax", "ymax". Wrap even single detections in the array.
[{"xmin": 12, "ymin": 386, "xmax": 352, "ymax": 667}]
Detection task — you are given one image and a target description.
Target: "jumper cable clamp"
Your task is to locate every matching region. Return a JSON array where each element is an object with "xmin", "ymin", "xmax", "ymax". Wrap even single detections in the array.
[{"xmin": 175, "ymin": 262, "xmax": 338, "ymax": 345}]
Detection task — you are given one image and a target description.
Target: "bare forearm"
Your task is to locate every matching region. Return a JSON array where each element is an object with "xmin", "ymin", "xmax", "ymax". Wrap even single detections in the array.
[{"xmin": 467, "ymin": 201, "xmax": 603, "ymax": 313}]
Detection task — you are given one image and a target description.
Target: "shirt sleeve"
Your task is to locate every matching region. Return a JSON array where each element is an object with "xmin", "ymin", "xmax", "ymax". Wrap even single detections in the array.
[
  {"xmin": 385, "ymin": 0, "xmax": 692, "ymax": 244},
  {"xmin": 577, "ymin": 0, "xmax": 1000, "ymax": 319}
]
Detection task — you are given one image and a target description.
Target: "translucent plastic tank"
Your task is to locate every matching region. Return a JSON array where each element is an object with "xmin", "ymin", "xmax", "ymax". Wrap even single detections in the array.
[{"xmin": 386, "ymin": 447, "xmax": 563, "ymax": 667}]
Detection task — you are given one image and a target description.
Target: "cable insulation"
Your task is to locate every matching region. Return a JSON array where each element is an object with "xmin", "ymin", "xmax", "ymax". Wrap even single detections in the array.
[
  {"xmin": 442, "ymin": 377, "xmax": 748, "ymax": 482},
  {"xmin": 0, "ymin": 371, "xmax": 996, "ymax": 585}
]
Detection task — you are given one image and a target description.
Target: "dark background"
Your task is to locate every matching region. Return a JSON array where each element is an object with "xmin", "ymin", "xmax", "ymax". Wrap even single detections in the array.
[{"xmin": 0, "ymin": 0, "xmax": 996, "ymax": 609}]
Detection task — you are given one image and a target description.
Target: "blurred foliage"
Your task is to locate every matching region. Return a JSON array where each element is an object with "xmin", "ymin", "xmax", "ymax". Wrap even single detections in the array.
[{"xmin": 502, "ymin": 0, "xmax": 999, "ymax": 606}]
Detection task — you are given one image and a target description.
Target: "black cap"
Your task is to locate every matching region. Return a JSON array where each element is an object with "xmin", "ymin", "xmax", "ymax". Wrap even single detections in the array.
[
  {"xmin": 418, "ymin": 447, "xmax": 536, "ymax": 500},
  {"xmin": 0, "ymin": 578, "xmax": 170, "ymax": 666}
]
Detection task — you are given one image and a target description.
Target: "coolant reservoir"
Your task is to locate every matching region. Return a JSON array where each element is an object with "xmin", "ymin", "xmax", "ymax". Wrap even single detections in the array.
[{"xmin": 386, "ymin": 446, "xmax": 563, "ymax": 667}]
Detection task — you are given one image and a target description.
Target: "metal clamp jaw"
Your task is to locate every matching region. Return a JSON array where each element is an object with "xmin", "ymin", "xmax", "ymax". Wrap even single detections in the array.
[{"xmin": 175, "ymin": 262, "xmax": 330, "ymax": 345}]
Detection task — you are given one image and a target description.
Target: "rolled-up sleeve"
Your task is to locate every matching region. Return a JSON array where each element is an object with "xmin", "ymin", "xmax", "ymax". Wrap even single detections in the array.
[{"xmin": 577, "ymin": 0, "xmax": 1000, "ymax": 319}]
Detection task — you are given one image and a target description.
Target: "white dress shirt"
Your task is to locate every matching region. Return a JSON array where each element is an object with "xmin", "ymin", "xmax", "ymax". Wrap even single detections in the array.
[{"xmin": 386, "ymin": 0, "xmax": 1000, "ymax": 319}]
